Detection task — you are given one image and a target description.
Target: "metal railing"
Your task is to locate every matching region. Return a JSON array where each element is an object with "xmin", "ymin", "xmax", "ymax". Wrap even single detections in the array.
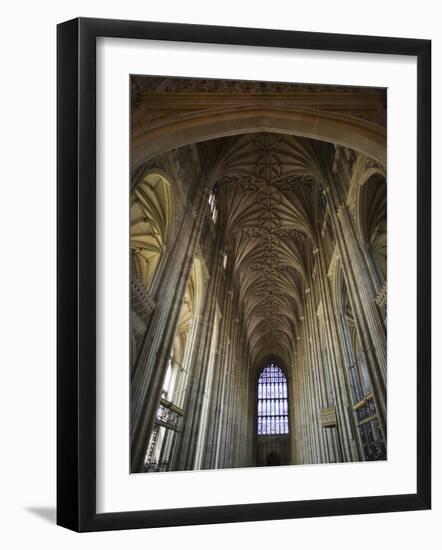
[{"xmin": 155, "ymin": 398, "xmax": 184, "ymax": 432}]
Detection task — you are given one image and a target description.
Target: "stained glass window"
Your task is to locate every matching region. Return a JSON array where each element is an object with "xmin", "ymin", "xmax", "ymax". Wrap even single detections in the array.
[{"xmin": 257, "ymin": 362, "xmax": 289, "ymax": 435}]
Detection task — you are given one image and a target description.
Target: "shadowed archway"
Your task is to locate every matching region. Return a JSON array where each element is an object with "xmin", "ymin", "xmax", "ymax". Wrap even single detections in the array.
[{"xmin": 132, "ymin": 106, "xmax": 386, "ymax": 168}]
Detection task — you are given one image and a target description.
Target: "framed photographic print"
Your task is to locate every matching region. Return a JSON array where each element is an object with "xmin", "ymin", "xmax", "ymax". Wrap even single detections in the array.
[{"xmin": 57, "ymin": 17, "xmax": 431, "ymax": 531}]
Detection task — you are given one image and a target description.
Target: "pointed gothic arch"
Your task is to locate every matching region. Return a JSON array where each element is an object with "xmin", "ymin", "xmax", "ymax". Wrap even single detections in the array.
[
  {"xmin": 129, "ymin": 77, "xmax": 387, "ymax": 473},
  {"xmin": 132, "ymin": 106, "xmax": 386, "ymax": 168}
]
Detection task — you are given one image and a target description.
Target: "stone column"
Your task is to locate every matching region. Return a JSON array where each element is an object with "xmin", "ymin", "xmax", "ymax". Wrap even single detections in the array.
[
  {"xmin": 130, "ymin": 179, "xmax": 211, "ymax": 472},
  {"xmin": 314, "ymin": 245, "xmax": 361, "ymax": 462},
  {"xmin": 203, "ymin": 276, "xmax": 234, "ymax": 469},
  {"xmin": 174, "ymin": 245, "xmax": 225, "ymax": 470},
  {"xmin": 302, "ymin": 291, "xmax": 323, "ymax": 462},
  {"xmin": 322, "ymin": 163, "xmax": 387, "ymax": 440}
]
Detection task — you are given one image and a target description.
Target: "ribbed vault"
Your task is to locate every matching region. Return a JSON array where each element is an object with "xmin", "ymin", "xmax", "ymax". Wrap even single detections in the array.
[
  {"xmin": 213, "ymin": 132, "xmax": 329, "ymax": 366},
  {"xmin": 130, "ymin": 173, "xmax": 173, "ymax": 289}
]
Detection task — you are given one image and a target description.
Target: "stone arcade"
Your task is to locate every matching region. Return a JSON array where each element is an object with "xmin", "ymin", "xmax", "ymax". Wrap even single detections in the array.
[{"xmin": 129, "ymin": 78, "xmax": 387, "ymax": 473}]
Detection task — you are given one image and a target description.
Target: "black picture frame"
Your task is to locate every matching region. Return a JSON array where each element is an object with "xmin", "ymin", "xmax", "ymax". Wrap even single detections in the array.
[{"xmin": 57, "ymin": 17, "xmax": 431, "ymax": 532}]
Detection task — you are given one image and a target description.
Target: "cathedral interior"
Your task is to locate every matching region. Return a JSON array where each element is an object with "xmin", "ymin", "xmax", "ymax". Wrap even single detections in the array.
[{"xmin": 129, "ymin": 77, "xmax": 387, "ymax": 473}]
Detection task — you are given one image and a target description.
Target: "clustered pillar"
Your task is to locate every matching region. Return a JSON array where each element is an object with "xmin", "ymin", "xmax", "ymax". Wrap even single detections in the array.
[
  {"xmin": 131, "ymin": 142, "xmax": 387, "ymax": 472},
  {"xmin": 292, "ymin": 147, "xmax": 387, "ymax": 464}
]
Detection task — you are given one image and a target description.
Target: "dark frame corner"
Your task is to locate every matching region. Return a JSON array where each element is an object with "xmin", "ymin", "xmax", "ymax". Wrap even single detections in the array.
[{"xmin": 57, "ymin": 17, "xmax": 431, "ymax": 532}]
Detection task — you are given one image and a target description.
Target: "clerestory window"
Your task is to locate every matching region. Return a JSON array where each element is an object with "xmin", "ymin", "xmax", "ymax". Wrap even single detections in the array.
[{"xmin": 208, "ymin": 183, "xmax": 219, "ymax": 223}]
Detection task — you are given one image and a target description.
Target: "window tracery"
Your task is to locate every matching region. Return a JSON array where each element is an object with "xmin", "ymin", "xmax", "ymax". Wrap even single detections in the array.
[{"xmin": 257, "ymin": 363, "xmax": 289, "ymax": 435}]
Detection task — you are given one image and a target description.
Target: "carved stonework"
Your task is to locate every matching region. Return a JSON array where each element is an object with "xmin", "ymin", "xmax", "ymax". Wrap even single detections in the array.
[
  {"xmin": 131, "ymin": 274, "xmax": 157, "ymax": 324},
  {"xmin": 375, "ymin": 281, "xmax": 387, "ymax": 324},
  {"xmin": 132, "ymin": 76, "xmax": 386, "ymax": 127}
]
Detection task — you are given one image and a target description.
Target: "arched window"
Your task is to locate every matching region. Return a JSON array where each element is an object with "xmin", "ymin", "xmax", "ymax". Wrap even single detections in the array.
[{"xmin": 257, "ymin": 362, "xmax": 289, "ymax": 435}]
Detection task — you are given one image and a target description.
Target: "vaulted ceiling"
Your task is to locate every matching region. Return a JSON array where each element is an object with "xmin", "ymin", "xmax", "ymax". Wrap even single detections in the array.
[
  {"xmin": 131, "ymin": 76, "xmax": 386, "ymax": 369},
  {"xmin": 211, "ymin": 132, "xmax": 332, "ymax": 367}
]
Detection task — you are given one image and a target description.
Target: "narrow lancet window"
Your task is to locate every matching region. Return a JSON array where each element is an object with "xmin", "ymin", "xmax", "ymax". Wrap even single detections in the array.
[
  {"xmin": 257, "ymin": 362, "xmax": 289, "ymax": 435},
  {"xmin": 208, "ymin": 183, "xmax": 219, "ymax": 223}
]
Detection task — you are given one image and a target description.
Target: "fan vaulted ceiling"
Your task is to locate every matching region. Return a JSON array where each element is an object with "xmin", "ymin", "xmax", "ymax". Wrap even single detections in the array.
[
  {"xmin": 212, "ymin": 132, "xmax": 331, "ymax": 367},
  {"xmin": 131, "ymin": 76, "xmax": 386, "ymax": 370}
]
